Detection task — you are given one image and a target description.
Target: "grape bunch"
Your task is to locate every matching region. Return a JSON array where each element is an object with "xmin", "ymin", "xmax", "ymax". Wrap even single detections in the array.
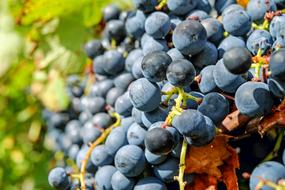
[{"xmin": 45, "ymin": 0, "xmax": 285, "ymax": 190}]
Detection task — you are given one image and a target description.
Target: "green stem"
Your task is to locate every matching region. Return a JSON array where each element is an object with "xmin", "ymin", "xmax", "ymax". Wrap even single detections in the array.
[
  {"xmin": 262, "ymin": 130, "xmax": 284, "ymax": 162},
  {"xmin": 155, "ymin": 0, "xmax": 167, "ymax": 10},
  {"xmin": 174, "ymin": 139, "xmax": 188, "ymax": 190}
]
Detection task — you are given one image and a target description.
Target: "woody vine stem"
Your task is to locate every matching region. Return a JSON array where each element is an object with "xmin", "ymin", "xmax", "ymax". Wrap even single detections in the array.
[{"xmin": 71, "ymin": 108, "xmax": 121, "ymax": 190}]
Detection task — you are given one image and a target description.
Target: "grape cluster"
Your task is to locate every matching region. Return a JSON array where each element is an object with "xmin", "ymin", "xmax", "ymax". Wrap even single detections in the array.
[{"xmin": 45, "ymin": 0, "xmax": 285, "ymax": 190}]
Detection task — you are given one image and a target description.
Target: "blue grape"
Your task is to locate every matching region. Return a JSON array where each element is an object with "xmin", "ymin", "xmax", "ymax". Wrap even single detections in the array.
[
  {"xmin": 120, "ymin": 117, "xmax": 135, "ymax": 131},
  {"xmin": 268, "ymin": 77, "xmax": 285, "ymax": 98},
  {"xmin": 90, "ymin": 79, "xmax": 114, "ymax": 97},
  {"xmin": 172, "ymin": 20, "xmax": 207, "ymax": 56},
  {"xmin": 250, "ymin": 161, "xmax": 285, "ymax": 190},
  {"xmin": 215, "ymin": 0, "xmax": 235, "ymax": 14},
  {"xmin": 185, "ymin": 115, "xmax": 215, "ymax": 146},
  {"xmin": 141, "ymin": 51, "xmax": 172, "ymax": 82},
  {"xmin": 134, "ymin": 177, "xmax": 167, "ymax": 190},
  {"xmin": 201, "ymin": 18, "xmax": 224, "ymax": 45},
  {"xmin": 85, "ymin": 40, "xmax": 104, "ymax": 59},
  {"xmin": 103, "ymin": 4, "xmax": 120, "ymax": 22},
  {"xmin": 91, "ymin": 145, "xmax": 113, "ymax": 167},
  {"xmin": 111, "ymin": 171, "xmax": 135, "ymax": 190},
  {"xmin": 235, "ymin": 82, "xmax": 274, "ymax": 117},
  {"xmin": 269, "ymin": 48, "xmax": 285, "ymax": 80},
  {"xmin": 166, "ymin": 58, "xmax": 196, "ymax": 87},
  {"xmin": 172, "ymin": 109, "xmax": 206, "ymax": 137},
  {"xmin": 105, "ymin": 127, "xmax": 128, "ymax": 156},
  {"xmin": 141, "ymin": 107, "xmax": 168, "ymax": 128},
  {"xmin": 213, "ymin": 59, "xmax": 246, "ymax": 93},
  {"xmin": 126, "ymin": 10, "xmax": 146, "ymax": 39},
  {"xmin": 167, "ymin": 48, "xmax": 184, "ymax": 61},
  {"xmin": 125, "ymin": 49, "xmax": 143, "ymax": 72},
  {"xmin": 133, "ymin": 0, "xmax": 158, "ymax": 13},
  {"xmin": 197, "ymin": 92, "xmax": 229, "ymax": 124},
  {"xmin": 104, "ymin": 20, "xmax": 126, "ymax": 43},
  {"xmin": 114, "ymin": 73, "xmax": 134, "ymax": 90},
  {"xmin": 221, "ymin": 4, "xmax": 243, "ymax": 17},
  {"xmin": 114, "ymin": 144, "xmax": 146, "ymax": 177},
  {"xmin": 222, "ymin": 8, "xmax": 251, "ymax": 36},
  {"xmin": 83, "ymin": 97, "xmax": 105, "ymax": 114},
  {"xmin": 68, "ymin": 144, "xmax": 80, "ymax": 160},
  {"xmin": 171, "ymin": 140, "xmax": 182, "ymax": 158},
  {"xmin": 128, "ymin": 78, "xmax": 161, "ymax": 112},
  {"xmin": 106, "ymin": 87, "xmax": 125, "ymax": 106},
  {"xmin": 196, "ymin": 0, "xmax": 211, "ymax": 13},
  {"xmin": 103, "ymin": 50, "xmax": 125, "ymax": 75},
  {"xmin": 132, "ymin": 56, "xmax": 144, "ymax": 79},
  {"xmin": 144, "ymin": 148, "xmax": 167, "ymax": 165},
  {"xmin": 187, "ymin": 10, "xmax": 210, "ymax": 20},
  {"xmin": 167, "ymin": 0, "xmax": 198, "ymax": 15},
  {"xmin": 81, "ymin": 121, "xmax": 102, "ymax": 144},
  {"xmin": 246, "ymin": 30, "xmax": 273, "ymax": 55},
  {"xmin": 223, "ymin": 47, "xmax": 252, "ymax": 74},
  {"xmin": 127, "ymin": 122, "xmax": 147, "ymax": 146},
  {"xmin": 270, "ymin": 15, "xmax": 285, "ymax": 39},
  {"xmin": 132, "ymin": 107, "xmax": 145, "ymax": 126},
  {"xmin": 142, "ymin": 37, "xmax": 169, "ymax": 55},
  {"xmin": 48, "ymin": 167, "xmax": 71, "ymax": 190},
  {"xmin": 92, "ymin": 112, "xmax": 112, "ymax": 129},
  {"xmin": 198, "ymin": 65, "xmax": 218, "ymax": 94},
  {"xmin": 95, "ymin": 165, "xmax": 117, "ymax": 190},
  {"xmin": 65, "ymin": 120, "xmax": 82, "ymax": 144},
  {"xmin": 246, "ymin": 0, "xmax": 277, "ymax": 22},
  {"xmin": 145, "ymin": 11, "xmax": 170, "ymax": 39},
  {"xmin": 169, "ymin": 15, "xmax": 182, "ymax": 30},
  {"xmin": 115, "ymin": 92, "xmax": 133, "ymax": 117},
  {"xmin": 153, "ymin": 157, "xmax": 179, "ymax": 182},
  {"xmin": 191, "ymin": 42, "xmax": 218, "ymax": 69},
  {"xmin": 218, "ymin": 35, "xmax": 245, "ymax": 58}
]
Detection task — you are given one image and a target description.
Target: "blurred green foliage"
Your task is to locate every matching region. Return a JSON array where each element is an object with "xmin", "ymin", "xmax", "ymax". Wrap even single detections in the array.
[{"xmin": 0, "ymin": 0, "xmax": 131, "ymax": 189}]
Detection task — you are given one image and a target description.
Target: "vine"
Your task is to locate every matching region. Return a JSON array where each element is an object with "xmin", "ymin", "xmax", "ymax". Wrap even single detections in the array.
[
  {"xmin": 161, "ymin": 86, "xmax": 202, "ymax": 190},
  {"xmin": 71, "ymin": 107, "xmax": 121, "ymax": 190}
]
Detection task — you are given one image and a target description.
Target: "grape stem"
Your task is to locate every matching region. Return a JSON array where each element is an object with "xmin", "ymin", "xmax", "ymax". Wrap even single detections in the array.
[
  {"xmin": 251, "ymin": 48, "xmax": 269, "ymax": 79},
  {"xmin": 155, "ymin": 0, "xmax": 167, "ymax": 11},
  {"xmin": 174, "ymin": 139, "xmax": 188, "ymax": 190},
  {"xmin": 262, "ymin": 129, "xmax": 284, "ymax": 162},
  {"xmin": 78, "ymin": 109, "xmax": 121, "ymax": 190},
  {"xmin": 161, "ymin": 87, "xmax": 202, "ymax": 189}
]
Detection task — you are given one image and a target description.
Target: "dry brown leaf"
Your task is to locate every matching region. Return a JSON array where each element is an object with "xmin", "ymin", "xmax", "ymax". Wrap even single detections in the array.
[{"xmin": 185, "ymin": 135, "xmax": 239, "ymax": 190}]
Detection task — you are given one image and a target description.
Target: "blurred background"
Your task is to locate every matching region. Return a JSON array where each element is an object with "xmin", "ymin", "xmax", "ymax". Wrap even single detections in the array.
[{"xmin": 0, "ymin": 0, "xmax": 131, "ymax": 189}]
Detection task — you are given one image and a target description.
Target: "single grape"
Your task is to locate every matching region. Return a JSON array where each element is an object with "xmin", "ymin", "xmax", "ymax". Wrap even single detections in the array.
[
  {"xmin": 223, "ymin": 47, "xmax": 252, "ymax": 74},
  {"xmin": 134, "ymin": 177, "xmax": 167, "ymax": 190},
  {"xmin": 197, "ymin": 92, "xmax": 229, "ymax": 124},
  {"xmin": 172, "ymin": 20, "xmax": 207, "ymax": 56},
  {"xmin": 153, "ymin": 157, "xmax": 179, "ymax": 182},
  {"xmin": 48, "ymin": 167, "xmax": 71, "ymax": 190},
  {"xmin": 269, "ymin": 48, "xmax": 285, "ymax": 80},
  {"xmin": 166, "ymin": 58, "xmax": 196, "ymax": 87},
  {"xmin": 114, "ymin": 145, "xmax": 146, "ymax": 177},
  {"xmin": 235, "ymin": 82, "xmax": 274, "ymax": 117},
  {"xmin": 145, "ymin": 127, "xmax": 175, "ymax": 155},
  {"xmin": 95, "ymin": 165, "xmax": 117, "ymax": 190},
  {"xmin": 127, "ymin": 122, "xmax": 147, "ymax": 146},
  {"xmin": 91, "ymin": 145, "xmax": 114, "ymax": 167},
  {"xmin": 145, "ymin": 11, "xmax": 170, "ymax": 39},
  {"xmin": 128, "ymin": 78, "xmax": 161, "ymax": 112},
  {"xmin": 141, "ymin": 51, "xmax": 172, "ymax": 82},
  {"xmin": 250, "ymin": 161, "xmax": 285, "ymax": 190},
  {"xmin": 111, "ymin": 171, "xmax": 135, "ymax": 190}
]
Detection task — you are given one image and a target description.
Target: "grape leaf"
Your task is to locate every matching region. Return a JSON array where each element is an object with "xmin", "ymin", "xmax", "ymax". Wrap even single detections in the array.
[{"xmin": 185, "ymin": 135, "xmax": 239, "ymax": 190}]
